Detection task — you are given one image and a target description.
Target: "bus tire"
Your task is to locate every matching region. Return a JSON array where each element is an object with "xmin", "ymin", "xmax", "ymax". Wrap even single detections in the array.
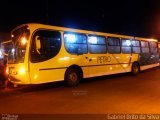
[
  {"xmin": 131, "ymin": 63, "xmax": 140, "ymax": 75},
  {"xmin": 65, "ymin": 68, "xmax": 80, "ymax": 87}
]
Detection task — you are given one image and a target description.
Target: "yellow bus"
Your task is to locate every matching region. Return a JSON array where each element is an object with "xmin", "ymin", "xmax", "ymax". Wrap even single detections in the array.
[{"xmin": 7, "ymin": 23, "xmax": 159, "ymax": 86}]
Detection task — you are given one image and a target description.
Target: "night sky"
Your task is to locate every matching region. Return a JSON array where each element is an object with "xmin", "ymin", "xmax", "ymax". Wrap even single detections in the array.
[{"xmin": 0, "ymin": 0, "xmax": 160, "ymax": 39}]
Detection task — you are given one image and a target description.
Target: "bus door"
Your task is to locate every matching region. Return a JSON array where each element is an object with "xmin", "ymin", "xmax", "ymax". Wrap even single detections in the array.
[
  {"xmin": 120, "ymin": 39, "xmax": 134, "ymax": 72},
  {"xmin": 86, "ymin": 35, "xmax": 124, "ymax": 76},
  {"xmin": 106, "ymin": 37, "xmax": 127, "ymax": 74},
  {"xmin": 139, "ymin": 41, "xmax": 151, "ymax": 66}
]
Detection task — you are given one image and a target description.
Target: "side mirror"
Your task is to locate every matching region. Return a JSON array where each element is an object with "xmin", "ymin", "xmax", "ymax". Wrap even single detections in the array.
[{"xmin": 35, "ymin": 36, "xmax": 41, "ymax": 54}]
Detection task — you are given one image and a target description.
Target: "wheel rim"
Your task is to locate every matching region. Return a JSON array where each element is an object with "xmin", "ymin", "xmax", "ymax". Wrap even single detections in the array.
[
  {"xmin": 133, "ymin": 65, "xmax": 139, "ymax": 74},
  {"xmin": 68, "ymin": 72, "xmax": 78, "ymax": 82}
]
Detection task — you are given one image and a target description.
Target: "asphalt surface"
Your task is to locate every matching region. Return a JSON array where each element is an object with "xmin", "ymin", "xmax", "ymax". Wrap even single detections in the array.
[{"xmin": 0, "ymin": 67, "xmax": 160, "ymax": 117}]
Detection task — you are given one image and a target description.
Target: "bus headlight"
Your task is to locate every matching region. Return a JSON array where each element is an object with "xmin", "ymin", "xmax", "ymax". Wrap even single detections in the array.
[{"xmin": 19, "ymin": 67, "xmax": 25, "ymax": 74}]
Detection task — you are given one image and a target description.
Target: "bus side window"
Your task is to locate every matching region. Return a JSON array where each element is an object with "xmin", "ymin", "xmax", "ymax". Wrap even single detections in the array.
[
  {"xmin": 107, "ymin": 37, "xmax": 121, "ymax": 54},
  {"xmin": 30, "ymin": 30, "xmax": 61, "ymax": 63},
  {"xmin": 141, "ymin": 41, "xmax": 149, "ymax": 53},
  {"xmin": 132, "ymin": 40, "xmax": 140, "ymax": 53},
  {"xmin": 121, "ymin": 39, "xmax": 132, "ymax": 54},
  {"xmin": 150, "ymin": 41, "xmax": 158, "ymax": 54},
  {"xmin": 88, "ymin": 35, "xmax": 106, "ymax": 54},
  {"xmin": 64, "ymin": 32, "xmax": 87, "ymax": 54}
]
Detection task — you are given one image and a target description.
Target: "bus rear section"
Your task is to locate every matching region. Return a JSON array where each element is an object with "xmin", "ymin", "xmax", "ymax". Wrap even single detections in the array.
[{"xmin": 136, "ymin": 38, "xmax": 159, "ymax": 71}]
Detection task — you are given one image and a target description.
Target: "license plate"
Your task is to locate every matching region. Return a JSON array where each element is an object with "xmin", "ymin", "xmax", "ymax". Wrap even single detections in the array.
[{"xmin": 9, "ymin": 67, "xmax": 15, "ymax": 74}]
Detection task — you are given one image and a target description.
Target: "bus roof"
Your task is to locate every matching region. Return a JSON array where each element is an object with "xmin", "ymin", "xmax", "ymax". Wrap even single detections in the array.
[
  {"xmin": 12, "ymin": 23, "xmax": 158, "ymax": 42},
  {"xmin": 135, "ymin": 37, "xmax": 158, "ymax": 42}
]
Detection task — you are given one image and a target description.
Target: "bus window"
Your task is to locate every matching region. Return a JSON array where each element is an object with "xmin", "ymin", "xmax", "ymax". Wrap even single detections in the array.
[
  {"xmin": 107, "ymin": 37, "xmax": 121, "ymax": 54},
  {"xmin": 121, "ymin": 39, "xmax": 131, "ymax": 54},
  {"xmin": 88, "ymin": 35, "xmax": 106, "ymax": 54},
  {"xmin": 9, "ymin": 26, "xmax": 30, "ymax": 64},
  {"xmin": 30, "ymin": 30, "xmax": 61, "ymax": 63},
  {"xmin": 141, "ymin": 41, "xmax": 149, "ymax": 53},
  {"xmin": 150, "ymin": 41, "xmax": 158, "ymax": 54},
  {"xmin": 132, "ymin": 40, "xmax": 140, "ymax": 53},
  {"xmin": 64, "ymin": 32, "xmax": 87, "ymax": 54}
]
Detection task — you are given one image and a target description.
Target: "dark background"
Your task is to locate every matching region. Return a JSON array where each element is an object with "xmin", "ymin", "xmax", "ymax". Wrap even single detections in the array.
[{"xmin": 0, "ymin": 0, "xmax": 160, "ymax": 39}]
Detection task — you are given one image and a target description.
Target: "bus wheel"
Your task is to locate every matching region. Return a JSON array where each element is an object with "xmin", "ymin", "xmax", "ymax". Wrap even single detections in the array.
[
  {"xmin": 65, "ymin": 68, "xmax": 80, "ymax": 87},
  {"xmin": 131, "ymin": 63, "xmax": 140, "ymax": 75}
]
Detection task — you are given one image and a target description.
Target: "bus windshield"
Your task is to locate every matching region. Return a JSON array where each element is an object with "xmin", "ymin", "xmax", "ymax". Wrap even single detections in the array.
[{"xmin": 8, "ymin": 26, "xmax": 30, "ymax": 64}]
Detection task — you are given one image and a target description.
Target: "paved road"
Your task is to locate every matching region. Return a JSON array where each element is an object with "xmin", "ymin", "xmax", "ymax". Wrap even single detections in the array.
[{"xmin": 0, "ymin": 67, "xmax": 160, "ymax": 115}]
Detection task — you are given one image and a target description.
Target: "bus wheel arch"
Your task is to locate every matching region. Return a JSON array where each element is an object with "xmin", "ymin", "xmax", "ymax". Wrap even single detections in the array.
[
  {"xmin": 131, "ymin": 62, "xmax": 140, "ymax": 75},
  {"xmin": 64, "ymin": 65, "xmax": 83, "ymax": 87}
]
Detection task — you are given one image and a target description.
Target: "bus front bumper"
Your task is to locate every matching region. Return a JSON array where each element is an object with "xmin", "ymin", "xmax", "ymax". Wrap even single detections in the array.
[{"xmin": 8, "ymin": 76, "xmax": 22, "ymax": 84}]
